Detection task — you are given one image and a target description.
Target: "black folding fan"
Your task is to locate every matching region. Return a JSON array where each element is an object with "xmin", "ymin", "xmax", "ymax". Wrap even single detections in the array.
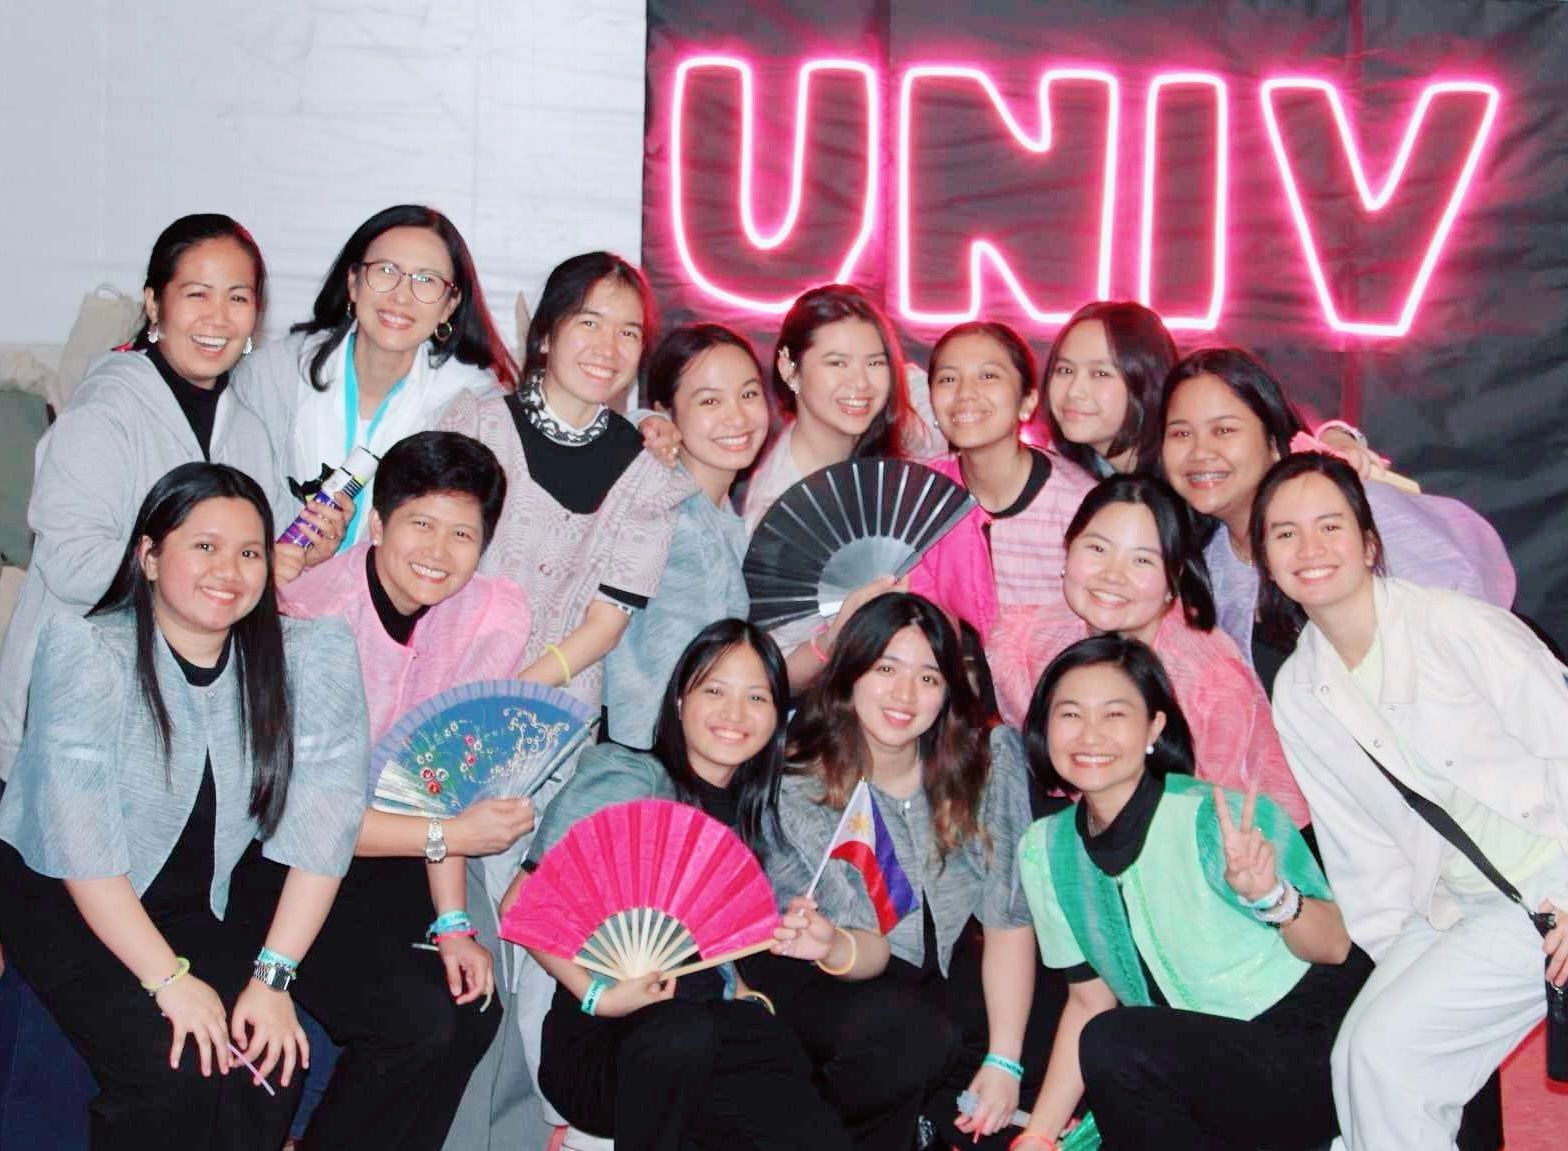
[{"xmin": 744, "ymin": 459, "xmax": 976, "ymax": 629}]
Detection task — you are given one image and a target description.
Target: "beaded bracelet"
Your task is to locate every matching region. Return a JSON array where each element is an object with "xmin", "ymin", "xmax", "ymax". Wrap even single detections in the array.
[
  {"xmin": 983, "ymin": 1052, "xmax": 1025, "ymax": 1079},
  {"xmin": 1257, "ymin": 882, "xmax": 1303, "ymax": 927},
  {"xmin": 141, "ymin": 956, "xmax": 191, "ymax": 997},
  {"xmin": 1244, "ymin": 881, "xmax": 1286, "ymax": 911},
  {"xmin": 581, "ymin": 974, "xmax": 614, "ymax": 1016}
]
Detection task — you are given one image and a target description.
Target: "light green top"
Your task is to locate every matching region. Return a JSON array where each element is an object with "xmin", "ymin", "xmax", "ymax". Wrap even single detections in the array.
[
  {"xmin": 1020, "ymin": 774, "xmax": 1329, "ymax": 1019},
  {"xmin": 1347, "ymin": 636, "xmax": 1563, "ymax": 896}
]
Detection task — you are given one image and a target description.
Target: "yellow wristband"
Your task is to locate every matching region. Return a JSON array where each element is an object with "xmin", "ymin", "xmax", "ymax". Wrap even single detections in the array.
[
  {"xmin": 141, "ymin": 956, "xmax": 191, "ymax": 996},
  {"xmin": 544, "ymin": 643, "xmax": 571, "ymax": 688},
  {"xmin": 815, "ymin": 925, "xmax": 857, "ymax": 976}
]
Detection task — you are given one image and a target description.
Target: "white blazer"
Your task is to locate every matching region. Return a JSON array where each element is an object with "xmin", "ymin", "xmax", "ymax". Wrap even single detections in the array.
[{"xmin": 1272, "ymin": 577, "xmax": 1568, "ymax": 960}]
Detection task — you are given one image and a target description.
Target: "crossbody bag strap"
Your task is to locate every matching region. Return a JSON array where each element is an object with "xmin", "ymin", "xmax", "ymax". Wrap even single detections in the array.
[{"xmin": 1357, "ymin": 742, "xmax": 1555, "ymax": 936}]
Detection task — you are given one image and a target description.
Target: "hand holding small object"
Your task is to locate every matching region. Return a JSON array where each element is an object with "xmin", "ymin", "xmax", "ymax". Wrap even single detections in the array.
[
  {"xmin": 592, "ymin": 971, "xmax": 676, "ymax": 1019},
  {"xmin": 231, "ymin": 979, "xmax": 308, "ymax": 1087},
  {"xmin": 770, "ymin": 895, "xmax": 837, "ymax": 962}
]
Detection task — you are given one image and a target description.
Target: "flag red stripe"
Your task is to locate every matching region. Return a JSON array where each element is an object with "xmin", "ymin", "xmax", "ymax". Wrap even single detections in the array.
[{"xmin": 830, "ymin": 840, "xmax": 901, "ymax": 934}]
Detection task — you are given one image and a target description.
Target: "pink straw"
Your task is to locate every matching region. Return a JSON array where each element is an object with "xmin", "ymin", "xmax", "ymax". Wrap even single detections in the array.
[{"xmin": 227, "ymin": 1043, "xmax": 277, "ymax": 1096}]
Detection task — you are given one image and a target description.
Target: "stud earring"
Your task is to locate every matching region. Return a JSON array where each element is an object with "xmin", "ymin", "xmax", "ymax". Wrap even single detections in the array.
[
  {"xmin": 243, "ymin": 336, "xmax": 253, "ymax": 356},
  {"xmin": 1145, "ymin": 744, "xmax": 1155, "ymax": 755},
  {"xmin": 146, "ymin": 323, "xmax": 160, "ymax": 344}
]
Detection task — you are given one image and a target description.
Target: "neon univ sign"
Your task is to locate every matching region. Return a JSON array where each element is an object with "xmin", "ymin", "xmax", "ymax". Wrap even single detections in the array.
[{"xmin": 667, "ymin": 57, "xmax": 1500, "ymax": 337}]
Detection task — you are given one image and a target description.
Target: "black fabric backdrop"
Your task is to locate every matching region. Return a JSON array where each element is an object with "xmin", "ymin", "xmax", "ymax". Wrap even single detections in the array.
[{"xmin": 642, "ymin": 0, "xmax": 1568, "ymax": 642}]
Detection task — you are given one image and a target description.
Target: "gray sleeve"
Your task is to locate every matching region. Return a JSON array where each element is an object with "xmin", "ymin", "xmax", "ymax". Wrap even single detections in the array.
[
  {"xmin": 0, "ymin": 615, "xmax": 130, "ymax": 879},
  {"xmin": 979, "ymin": 726, "xmax": 1034, "ymax": 929},
  {"xmin": 263, "ymin": 618, "xmax": 369, "ymax": 877},
  {"xmin": 768, "ymin": 773, "xmax": 877, "ymax": 932},
  {"xmin": 525, "ymin": 744, "xmax": 666, "ymax": 864}
]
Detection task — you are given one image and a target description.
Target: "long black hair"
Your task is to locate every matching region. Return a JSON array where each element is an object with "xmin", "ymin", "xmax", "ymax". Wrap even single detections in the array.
[
  {"xmin": 91, "ymin": 463, "xmax": 295, "ymax": 837},
  {"xmin": 1159, "ymin": 346, "xmax": 1307, "ymax": 466},
  {"xmin": 644, "ymin": 322, "xmax": 764, "ymax": 411},
  {"xmin": 771, "ymin": 284, "xmax": 916, "ymax": 460},
  {"xmin": 650, "ymin": 619, "xmax": 789, "ymax": 855},
  {"xmin": 1043, "ymin": 301, "xmax": 1177, "ymax": 474},
  {"xmin": 788, "ymin": 592, "xmax": 990, "ymax": 857},
  {"xmin": 131, "ymin": 214, "xmax": 266, "ymax": 349},
  {"xmin": 292, "ymin": 204, "xmax": 519, "ymax": 392},
  {"xmin": 1250, "ymin": 452, "xmax": 1387, "ymax": 648},
  {"xmin": 1022, "ymin": 634, "xmax": 1196, "ymax": 796},
  {"xmin": 1064, "ymin": 474, "xmax": 1217, "ymax": 630},
  {"xmin": 523, "ymin": 251, "xmax": 657, "ymax": 385}
]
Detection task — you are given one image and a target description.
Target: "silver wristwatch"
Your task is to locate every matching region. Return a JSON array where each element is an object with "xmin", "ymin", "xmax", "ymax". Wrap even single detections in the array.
[
  {"xmin": 425, "ymin": 816, "xmax": 448, "ymax": 863},
  {"xmin": 252, "ymin": 959, "xmax": 296, "ymax": 992}
]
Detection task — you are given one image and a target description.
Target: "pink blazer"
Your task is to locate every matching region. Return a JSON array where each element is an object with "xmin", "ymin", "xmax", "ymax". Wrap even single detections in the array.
[{"xmin": 280, "ymin": 544, "xmax": 532, "ymax": 743}]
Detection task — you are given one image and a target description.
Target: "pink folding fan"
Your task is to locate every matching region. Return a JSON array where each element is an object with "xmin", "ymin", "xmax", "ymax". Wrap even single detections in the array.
[{"xmin": 500, "ymin": 799, "xmax": 780, "ymax": 979}]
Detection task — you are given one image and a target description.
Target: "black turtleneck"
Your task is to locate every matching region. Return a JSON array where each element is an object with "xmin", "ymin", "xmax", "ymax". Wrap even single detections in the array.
[
  {"xmin": 366, "ymin": 546, "xmax": 429, "ymax": 646},
  {"xmin": 148, "ymin": 344, "xmax": 228, "ymax": 460}
]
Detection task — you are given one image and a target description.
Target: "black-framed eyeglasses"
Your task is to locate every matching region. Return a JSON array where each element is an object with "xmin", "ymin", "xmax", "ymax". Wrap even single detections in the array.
[{"xmin": 357, "ymin": 260, "xmax": 454, "ymax": 305}]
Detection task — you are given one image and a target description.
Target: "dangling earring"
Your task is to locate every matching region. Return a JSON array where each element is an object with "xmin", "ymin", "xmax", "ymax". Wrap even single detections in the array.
[
  {"xmin": 434, "ymin": 321, "xmax": 453, "ymax": 344},
  {"xmin": 345, "ymin": 301, "xmax": 354, "ymax": 322},
  {"xmin": 1164, "ymin": 591, "xmax": 1174, "ymax": 604},
  {"xmin": 242, "ymin": 336, "xmax": 253, "ymax": 356},
  {"xmin": 146, "ymin": 323, "xmax": 160, "ymax": 345}
]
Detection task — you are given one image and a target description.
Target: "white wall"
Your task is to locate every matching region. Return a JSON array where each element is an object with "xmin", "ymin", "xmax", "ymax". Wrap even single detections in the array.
[{"xmin": 0, "ymin": 0, "xmax": 648, "ymax": 353}]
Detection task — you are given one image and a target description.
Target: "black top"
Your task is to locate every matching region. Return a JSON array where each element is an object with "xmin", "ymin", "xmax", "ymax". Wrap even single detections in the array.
[
  {"xmin": 366, "ymin": 546, "xmax": 428, "ymax": 646},
  {"xmin": 141, "ymin": 639, "xmax": 231, "ymax": 923},
  {"xmin": 1250, "ymin": 631, "xmax": 1295, "ymax": 698},
  {"xmin": 148, "ymin": 345, "xmax": 228, "ymax": 461},
  {"xmin": 505, "ymin": 396, "xmax": 644, "ymax": 516},
  {"xmin": 689, "ymin": 775, "xmax": 740, "ymax": 830}
]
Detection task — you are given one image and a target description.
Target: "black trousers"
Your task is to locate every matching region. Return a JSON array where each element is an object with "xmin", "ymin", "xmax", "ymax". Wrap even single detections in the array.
[
  {"xmin": 539, "ymin": 981, "xmax": 854, "ymax": 1151},
  {"xmin": 742, "ymin": 951, "xmax": 956, "ymax": 1151},
  {"xmin": 1077, "ymin": 947, "xmax": 1374, "ymax": 1151},
  {"xmin": 0, "ymin": 841, "xmax": 302, "ymax": 1151},
  {"xmin": 227, "ymin": 854, "xmax": 499, "ymax": 1151}
]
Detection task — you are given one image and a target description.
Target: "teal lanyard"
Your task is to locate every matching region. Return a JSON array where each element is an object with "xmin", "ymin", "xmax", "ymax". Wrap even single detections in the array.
[{"xmin": 342, "ymin": 330, "xmax": 406, "ymax": 542}]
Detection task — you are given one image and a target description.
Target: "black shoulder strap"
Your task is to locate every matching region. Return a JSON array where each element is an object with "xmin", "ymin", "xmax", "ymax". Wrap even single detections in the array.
[
  {"xmin": 1358, "ymin": 742, "xmax": 1554, "ymax": 935},
  {"xmin": 1358, "ymin": 742, "xmax": 1521, "ymax": 902}
]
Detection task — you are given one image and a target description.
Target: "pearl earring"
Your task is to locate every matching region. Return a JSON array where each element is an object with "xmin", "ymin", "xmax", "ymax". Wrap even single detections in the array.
[{"xmin": 1145, "ymin": 744, "xmax": 1155, "ymax": 755}]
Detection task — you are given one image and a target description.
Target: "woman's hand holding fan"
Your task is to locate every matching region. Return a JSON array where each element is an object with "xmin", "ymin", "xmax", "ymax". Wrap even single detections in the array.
[
  {"xmin": 500, "ymin": 800, "xmax": 781, "ymax": 982},
  {"xmin": 446, "ymin": 796, "xmax": 535, "ymax": 857},
  {"xmin": 592, "ymin": 971, "xmax": 679, "ymax": 1019}
]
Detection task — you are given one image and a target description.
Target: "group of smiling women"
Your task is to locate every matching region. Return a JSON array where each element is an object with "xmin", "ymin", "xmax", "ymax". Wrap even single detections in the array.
[{"xmin": 0, "ymin": 202, "xmax": 1562, "ymax": 1151}]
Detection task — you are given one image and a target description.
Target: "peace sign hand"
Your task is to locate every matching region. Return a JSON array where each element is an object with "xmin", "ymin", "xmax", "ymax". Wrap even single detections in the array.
[{"xmin": 1214, "ymin": 781, "xmax": 1279, "ymax": 904}]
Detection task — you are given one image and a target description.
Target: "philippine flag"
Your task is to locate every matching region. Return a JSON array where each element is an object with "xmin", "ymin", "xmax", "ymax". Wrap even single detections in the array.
[{"xmin": 811, "ymin": 780, "xmax": 919, "ymax": 933}]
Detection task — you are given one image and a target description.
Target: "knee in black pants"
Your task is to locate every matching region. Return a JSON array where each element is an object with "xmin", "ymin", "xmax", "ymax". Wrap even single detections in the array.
[
  {"xmin": 1078, "ymin": 1008, "xmax": 1147, "ymax": 1096},
  {"xmin": 619, "ymin": 999, "xmax": 720, "ymax": 1082}
]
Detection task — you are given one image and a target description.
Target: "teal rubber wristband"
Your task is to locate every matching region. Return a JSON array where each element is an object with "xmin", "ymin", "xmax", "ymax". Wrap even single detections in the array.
[
  {"xmin": 581, "ymin": 975, "xmax": 615, "ymax": 1017},
  {"xmin": 428, "ymin": 910, "xmax": 473, "ymax": 940},
  {"xmin": 256, "ymin": 947, "xmax": 298, "ymax": 971},
  {"xmin": 983, "ymin": 1053, "xmax": 1024, "ymax": 1079}
]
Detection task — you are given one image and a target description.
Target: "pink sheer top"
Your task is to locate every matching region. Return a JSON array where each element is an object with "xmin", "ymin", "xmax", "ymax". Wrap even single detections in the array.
[{"xmin": 987, "ymin": 598, "xmax": 1312, "ymax": 827}]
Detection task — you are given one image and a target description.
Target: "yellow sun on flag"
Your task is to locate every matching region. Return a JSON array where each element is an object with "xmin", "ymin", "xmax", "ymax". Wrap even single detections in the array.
[{"xmin": 846, "ymin": 812, "xmax": 872, "ymax": 836}]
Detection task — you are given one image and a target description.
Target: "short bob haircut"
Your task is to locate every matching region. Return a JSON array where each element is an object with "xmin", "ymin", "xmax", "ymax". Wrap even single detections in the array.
[
  {"xmin": 1159, "ymin": 346, "xmax": 1308, "ymax": 466},
  {"xmin": 1250, "ymin": 452, "xmax": 1387, "ymax": 648},
  {"xmin": 371, "ymin": 430, "xmax": 509, "ymax": 547},
  {"xmin": 1043, "ymin": 301, "xmax": 1178, "ymax": 475},
  {"xmin": 293, "ymin": 204, "xmax": 519, "ymax": 391},
  {"xmin": 787, "ymin": 592, "xmax": 990, "ymax": 857},
  {"xmin": 644, "ymin": 323, "xmax": 765, "ymax": 413},
  {"xmin": 771, "ymin": 284, "xmax": 917, "ymax": 461},
  {"xmin": 1064, "ymin": 474, "xmax": 1217, "ymax": 631},
  {"xmin": 1021, "ymin": 633, "xmax": 1196, "ymax": 796},
  {"xmin": 92, "ymin": 462, "xmax": 295, "ymax": 837},
  {"xmin": 649, "ymin": 619, "xmax": 790, "ymax": 855},
  {"xmin": 132, "ymin": 214, "xmax": 267, "ymax": 349},
  {"xmin": 522, "ymin": 251, "xmax": 657, "ymax": 386}
]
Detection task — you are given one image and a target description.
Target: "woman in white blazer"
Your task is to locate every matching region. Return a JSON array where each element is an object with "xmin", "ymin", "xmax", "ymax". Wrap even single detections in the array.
[
  {"xmin": 1254, "ymin": 451, "xmax": 1568, "ymax": 1151},
  {"xmin": 236, "ymin": 205, "xmax": 517, "ymax": 545}
]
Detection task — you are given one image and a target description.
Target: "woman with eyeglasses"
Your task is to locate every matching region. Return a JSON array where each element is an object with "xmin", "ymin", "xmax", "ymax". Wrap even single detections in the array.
[{"xmin": 237, "ymin": 204, "xmax": 519, "ymax": 547}]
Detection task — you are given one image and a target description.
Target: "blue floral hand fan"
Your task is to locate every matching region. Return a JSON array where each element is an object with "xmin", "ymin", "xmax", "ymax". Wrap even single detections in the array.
[{"xmin": 370, "ymin": 680, "xmax": 597, "ymax": 817}]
